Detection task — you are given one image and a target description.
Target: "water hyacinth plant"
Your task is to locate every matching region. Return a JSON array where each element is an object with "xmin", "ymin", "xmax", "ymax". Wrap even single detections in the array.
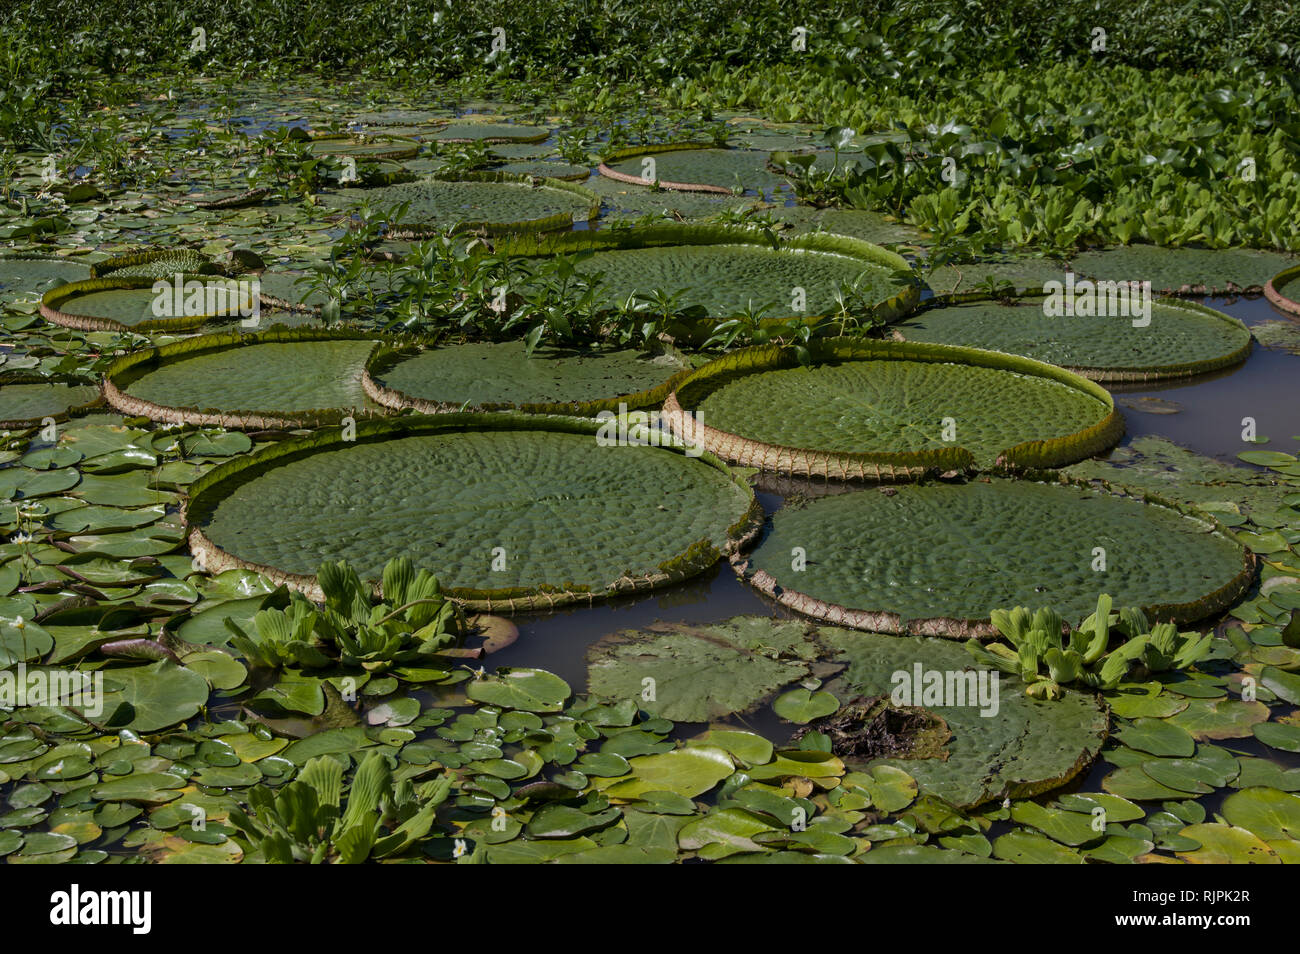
[
  {"xmin": 967, "ymin": 595, "xmax": 1216, "ymax": 699},
  {"xmin": 226, "ymin": 557, "xmax": 464, "ymax": 672}
]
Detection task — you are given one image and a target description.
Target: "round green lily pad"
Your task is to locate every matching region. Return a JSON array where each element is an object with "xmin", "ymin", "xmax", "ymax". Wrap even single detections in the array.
[
  {"xmin": 329, "ymin": 173, "xmax": 597, "ymax": 235},
  {"xmin": 308, "ymin": 134, "xmax": 419, "ymax": 160},
  {"xmin": 500, "ymin": 224, "xmax": 917, "ymax": 327},
  {"xmin": 822, "ymin": 628, "xmax": 1109, "ymax": 808},
  {"xmin": 665, "ymin": 339, "xmax": 1122, "ymax": 479},
  {"xmin": 894, "ymin": 296, "xmax": 1251, "ymax": 382},
  {"xmin": 186, "ymin": 414, "xmax": 761, "ymax": 611},
  {"xmin": 104, "ymin": 328, "xmax": 381, "ymax": 429},
  {"xmin": 40, "ymin": 277, "xmax": 257, "ymax": 333},
  {"xmin": 0, "ymin": 378, "xmax": 101, "ymax": 427},
  {"xmin": 365, "ymin": 340, "xmax": 691, "ymax": 415},
  {"xmin": 735, "ymin": 478, "xmax": 1253, "ymax": 635},
  {"xmin": 921, "ymin": 254, "xmax": 1069, "ymax": 297},
  {"xmin": 493, "ymin": 160, "xmax": 590, "ymax": 181},
  {"xmin": 602, "ymin": 146, "xmax": 786, "ymax": 193},
  {"xmin": 429, "ymin": 122, "xmax": 550, "ymax": 143},
  {"xmin": 0, "ymin": 254, "xmax": 93, "ymax": 299},
  {"xmin": 1071, "ymin": 246, "xmax": 1297, "ymax": 296}
]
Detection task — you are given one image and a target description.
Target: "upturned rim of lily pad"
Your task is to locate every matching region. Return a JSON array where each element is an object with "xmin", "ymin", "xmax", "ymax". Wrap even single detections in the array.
[
  {"xmin": 1265, "ymin": 264, "xmax": 1300, "ymax": 317},
  {"xmin": 383, "ymin": 171, "xmax": 600, "ymax": 238},
  {"xmin": 495, "ymin": 223, "xmax": 920, "ymax": 336},
  {"xmin": 39, "ymin": 275, "xmax": 256, "ymax": 333},
  {"xmin": 0, "ymin": 371, "xmax": 105, "ymax": 429}
]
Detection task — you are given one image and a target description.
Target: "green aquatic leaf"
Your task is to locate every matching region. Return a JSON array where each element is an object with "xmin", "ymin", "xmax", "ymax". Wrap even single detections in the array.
[{"xmin": 465, "ymin": 668, "xmax": 570, "ymax": 712}]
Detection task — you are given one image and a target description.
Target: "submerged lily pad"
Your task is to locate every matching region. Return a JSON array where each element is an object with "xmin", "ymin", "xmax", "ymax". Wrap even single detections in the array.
[
  {"xmin": 186, "ymin": 414, "xmax": 759, "ymax": 611},
  {"xmin": 736, "ymin": 478, "xmax": 1250, "ymax": 635},
  {"xmin": 819, "ymin": 630, "xmax": 1105, "ymax": 808}
]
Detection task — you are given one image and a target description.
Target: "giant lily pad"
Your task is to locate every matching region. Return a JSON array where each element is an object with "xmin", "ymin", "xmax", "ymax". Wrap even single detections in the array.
[
  {"xmin": 664, "ymin": 338, "xmax": 1122, "ymax": 478},
  {"xmin": 498, "ymin": 224, "xmax": 917, "ymax": 327},
  {"xmin": 325, "ymin": 173, "xmax": 598, "ymax": 235},
  {"xmin": 1071, "ymin": 246, "xmax": 1296, "ymax": 296},
  {"xmin": 0, "ymin": 377, "xmax": 101, "ymax": 428},
  {"xmin": 365, "ymin": 340, "xmax": 691, "ymax": 415},
  {"xmin": 1264, "ymin": 264, "xmax": 1300, "ymax": 317},
  {"xmin": 894, "ymin": 296, "xmax": 1251, "ymax": 382},
  {"xmin": 185, "ymin": 414, "xmax": 760, "ymax": 611},
  {"xmin": 735, "ymin": 478, "xmax": 1252, "ymax": 635},
  {"xmin": 40, "ymin": 276, "xmax": 256, "ymax": 333},
  {"xmin": 104, "ymin": 328, "xmax": 380, "ymax": 429},
  {"xmin": 0, "ymin": 254, "xmax": 93, "ymax": 300}
]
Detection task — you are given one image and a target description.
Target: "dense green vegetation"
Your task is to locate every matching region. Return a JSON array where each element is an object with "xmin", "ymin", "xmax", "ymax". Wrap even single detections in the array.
[{"xmin": 3, "ymin": 2, "xmax": 1300, "ymax": 870}]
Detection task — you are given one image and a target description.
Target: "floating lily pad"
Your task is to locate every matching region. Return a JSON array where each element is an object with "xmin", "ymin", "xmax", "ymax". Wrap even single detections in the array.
[
  {"xmin": 1072, "ymin": 246, "xmax": 1297, "ymax": 295},
  {"xmin": 1264, "ymin": 264, "xmax": 1300, "ymax": 317},
  {"xmin": 1174, "ymin": 823, "xmax": 1281, "ymax": 863},
  {"xmin": 326, "ymin": 173, "xmax": 597, "ymax": 234},
  {"xmin": 0, "ymin": 379, "xmax": 101, "ymax": 427},
  {"xmin": 366, "ymin": 340, "xmax": 690, "ymax": 415},
  {"xmin": 1221, "ymin": 787, "xmax": 1300, "ymax": 841},
  {"xmin": 186, "ymin": 414, "xmax": 759, "ymax": 611},
  {"xmin": 586, "ymin": 618, "xmax": 818, "ymax": 723},
  {"xmin": 105, "ymin": 328, "xmax": 379, "ymax": 428},
  {"xmin": 308, "ymin": 134, "xmax": 418, "ymax": 160},
  {"xmin": 894, "ymin": 297, "xmax": 1251, "ymax": 381},
  {"xmin": 670, "ymin": 339, "xmax": 1120, "ymax": 477},
  {"xmin": 102, "ymin": 661, "xmax": 212, "ymax": 732},
  {"xmin": 737, "ymin": 479, "xmax": 1250, "ymax": 635},
  {"xmin": 429, "ymin": 122, "xmax": 550, "ymax": 143},
  {"xmin": 921, "ymin": 254, "xmax": 1069, "ymax": 297},
  {"xmin": 465, "ymin": 668, "xmax": 571, "ymax": 712},
  {"xmin": 0, "ymin": 254, "xmax": 93, "ymax": 299},
  {"xmin": 500, "ymin": 224, "xmax": 915, "ymax": 325},
  {"xmin": 602, "ymin": 145, "xmax": 786, "ymax": 193},
  {"xmin": 596, "ymin": 745, "xmax": 735, "ymax": 799}
]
